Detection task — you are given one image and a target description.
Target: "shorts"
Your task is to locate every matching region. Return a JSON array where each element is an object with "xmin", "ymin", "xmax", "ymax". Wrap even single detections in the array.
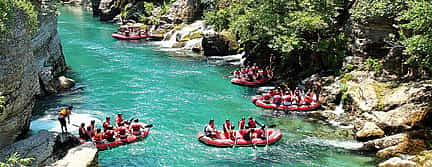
[{"xmin": 58, "ymin": 117, "xmax": 66, "ymax": 127}]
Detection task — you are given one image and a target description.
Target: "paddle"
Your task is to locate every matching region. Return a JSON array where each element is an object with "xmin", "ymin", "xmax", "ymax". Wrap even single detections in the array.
[
  {"xmin": 233, "ymin": 121, "xmax": 240, "ymax": 148},
  {"xmin": 71, "ymin": 123, "xmax": 80, "ymax": 128},
  {"xmin": 265, "ymin": 126, "xmax": 269, "ymax": 148},
  {"xmin": 144, "ymin": 124, "xmax": 153, "ymax": 128},
  {"xmin": 232, "ymin": 130, "xmax": 238, "ymax": 148},
  {"xmin": 251, "ymin": 131, "xmax": 257, "ymax": 149}
]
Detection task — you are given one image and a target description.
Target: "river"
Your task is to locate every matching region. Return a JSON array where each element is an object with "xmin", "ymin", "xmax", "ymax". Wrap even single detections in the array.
[{"xmin": 30, "ymin": 6, "xmax": 375, "ymax": 167}]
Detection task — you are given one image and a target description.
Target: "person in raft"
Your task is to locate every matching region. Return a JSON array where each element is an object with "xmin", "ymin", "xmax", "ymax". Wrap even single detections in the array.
[
  {"xmin": 93, "ymin": 128, "xmax": 103, "ymax": 144},
  {"xmin": 247, "ymin": 117, "xmax": 262, "ymax": 129},
  {"xmin": 238, "ymin": 117, "xmax": 246, "ymax": 130},
  {"xmin": 103, "ymin": 116, "xmax": 111, "ymax": 132},
  {"xmin": 79, "ymin": 123, "xmax": 91, "ymax": 141},
  {"xmin": 129, "ymin": 119, "xmax": 147, "ymax": 136},
  {"xmin": 103, "ymin": 125, "xmax": 116, "ymax": 142},
  {"xmin": 204, "ymin": 120, "xmax": 217, "ymax": 138},
  {"xmin": 223, "ymin": 120, "xmax": 234, "ymax": 139},
  {"xmin": 58, "ymin": 105, "xmax": 73, "ymax": 133},
  {"xmin": 115, "ymin": 113, "xmax": 124, "ymax": 127},
  {"xmin": 116, "ymin": 122, "xmax": 129, "ymax": 140},
  {"xmin": 89, "ymin": 120, "xmax": 96, "ymax": 137}
]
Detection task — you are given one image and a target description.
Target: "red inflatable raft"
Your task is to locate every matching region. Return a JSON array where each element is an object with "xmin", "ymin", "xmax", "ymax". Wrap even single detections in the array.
[
  {"xmin": 112, "ymin": 33, "xmax": 149, "ymax": 40},
  {"xmin": 252, "ymin": 95, "xmax": 321, "ymax": 111},
  {"xmin": 197, "ymin": 129, "xmax": 282, "ymax": 147},
  {"xmin": 230, "ymin": 77, "xmax": 271, "ymax": 86},
  {"xmin": 81, "ymin": 128, "xmax": 151, "ymax": 151}
]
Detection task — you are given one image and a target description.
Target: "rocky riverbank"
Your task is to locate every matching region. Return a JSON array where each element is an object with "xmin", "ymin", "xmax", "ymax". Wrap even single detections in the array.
[
  {"xmin": 0, "ymin": 0, "xmax": 80, "ymax": 165},
  {"xmin": 0, "ymin": 130, "xmax": 98, "ymax": 167},
  {"xmin": 0, "ymin": 0, "xmax": 76, "ymax": 149}
]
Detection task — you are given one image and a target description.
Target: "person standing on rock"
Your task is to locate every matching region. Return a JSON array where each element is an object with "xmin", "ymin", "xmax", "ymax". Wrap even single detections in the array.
[{"xmin": 58, "ymin": 105, "xmax": 73, "ymax": 133}]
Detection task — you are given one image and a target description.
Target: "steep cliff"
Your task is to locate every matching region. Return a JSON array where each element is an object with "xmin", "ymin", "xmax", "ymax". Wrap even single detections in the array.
[{"xmin": 0, "ymin": 0, "xmax": 69, "ymax": 149}]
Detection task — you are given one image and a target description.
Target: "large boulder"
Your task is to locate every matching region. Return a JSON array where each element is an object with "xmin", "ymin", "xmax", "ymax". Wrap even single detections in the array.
[
  {"xmin": 202, "ymin": 32, "xmax": 239, "ymax": 56},
  {"xmin": 359, "ymin": 104, "xmax": 430, "ymax": 134},
  {"xmin": 413, "ymin": 150, "xmax": 432, "ymax": 167},
  {"xmin": 361, "ymin": 131, "xmax": 430, "ymax": 160},
  {"xmin": 49, "ymin": 142, "xmax": 98, "ymax": 167},
  {"xmin": 96, "ymin": 0, "xmax": 122, "ymax": 21},
  {"xmin": 361, "ymin": 133, "xmax": 407, "ymax": 151},
  {"xmin": 356, "ymin": 122, "xmax": 385, "ymax": 141},
  {"xmin": 162, "ymin": 0, "xmax": 202, "ymax": 23},
  {"xmin": 0, "ymin": 130, "xmax": 80, "ymax": 166},
  {"xmin": 57, "ymin": 76, "xmax": 76, "ymax": 90},
  {"xmin": 378, "ymin": 157, "xmax": 416, "ymax": 167}
]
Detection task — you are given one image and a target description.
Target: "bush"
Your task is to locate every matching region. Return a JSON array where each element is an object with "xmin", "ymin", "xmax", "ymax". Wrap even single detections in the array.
[
  {"xmin": 204, "ymin": 0, "xmax": 348, "ymax": 73},
  {"xmin": 0, "ymin": 152, "xmax": 34, "ymax": 167},
  {"xmin": 0, "ymin": 0, "xmax": 38, "ymax": 36},
  {"xmin": 399, "ymin": 1, "xmax": 432, "ymax": 76},
  {"xmin": 364, "ymin": 58, "xmax": 383, "ymax": 72}
]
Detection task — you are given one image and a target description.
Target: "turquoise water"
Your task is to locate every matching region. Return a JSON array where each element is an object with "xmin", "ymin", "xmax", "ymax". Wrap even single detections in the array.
[{"xmin": 31, "ymin": 6, "xmax": 375, "ymax": 167}]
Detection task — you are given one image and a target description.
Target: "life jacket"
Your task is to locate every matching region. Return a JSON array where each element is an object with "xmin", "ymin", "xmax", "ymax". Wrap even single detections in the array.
[
  {"xmin": 79, "ymin": 127, "xmax": 86, "ymax": 138},
  {"xmin": 105, "ymin": 130, "xmax": 114, "ymax": 138},
  {"xmin": 103, "ymin": 121, "xmax": 110, "ymax": 131},
  {"xmin": 131, "ymin": 123, "xmax": 141, "ymax": 132},
  {"xmin": 94, "ymin": 132, "xmax": 102, "ymax": 141},
  {"xmin": 223, "ymin": 122, "xmax": 231, "ymax": 132},
  {"xmin": 239, "ymin": 120, "xmax": 245, "ymax": 129},
  {"xmin": 118, "ymin": 126, "xmax": 127, "ymax": 135},
  {"xmin": 283, "ymin": 95, "xmax": 292, "ymax": 102},
  {"xmin": 115, "ymin": 117, "xmax": 123, "ymax": 126},
  {"xmin": 248, "ymin": 120, "xmax": 257, "ymax": 128},
  {"xmin": 263, "ymin": 93, "xmax": 272, "ymax": 100},
  {"xmin": 58, "ymin": 108, "xmax": 69, "ymax": 118}
]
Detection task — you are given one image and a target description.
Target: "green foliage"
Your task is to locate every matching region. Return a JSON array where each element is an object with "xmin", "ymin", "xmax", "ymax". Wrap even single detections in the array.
[
  {"xmin": 204, "ymin": 0, "xmax": 347, "ymax": 72},
  {"xmin": 143, "ymin": 2, "xmax": 154, "ymax": 16},
  {"xmin": 0, "ymin": 152, "xmax": 34, "ymax": 167},
  {"xmin": 0, "ymin": 0, "xmax": 38, "ymax": 36},
  {"xmin": 339, "ymin": 73, "xmax": 352, "ymax": 103},
  {"xmin": 204, "ymin": 9, "xmax": 229, "ymax": 31},
  {"xmin": 159, "ymin": 1, "xmax": 171, "ymax": 16},
  {"xmin": 119, "ymin": 5, "xmax": 130, "ymax": 24},
  {"xmin": 351, "ymin": 0, "xmax": 407, "ymax": 21},
  {"xmin": 364, "ymin": 58, "xmax": 383, "ymax": 72},
  {"xmin": 353, "ymin": 0, "xmax": 431, "ymax": 77},
  {"xmin": 399, "ymin": 1, "xmax": 432, "ymax": 75},
  {"xmin": 344, "ymin": 64, "xmax": 354, "ymax": 72}
]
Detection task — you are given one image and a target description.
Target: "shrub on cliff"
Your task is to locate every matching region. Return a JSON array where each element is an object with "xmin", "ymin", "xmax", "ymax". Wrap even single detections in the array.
[
  {"xmin": 352, "ymin": 0, "xmax": 432, "ymax": 78},
  {"xmin": 0, "ymin": 0, "xmax": 38, "ymax": 36},
  {"xmin": 0, "ymin": 152, "xmax": 34, "ymax": 167}
]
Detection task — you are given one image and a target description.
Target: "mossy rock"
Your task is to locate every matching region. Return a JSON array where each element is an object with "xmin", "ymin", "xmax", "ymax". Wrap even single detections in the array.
[
  {"xmin": 179, "ymin": 31, "xmax": 203, "ymax": 42},
  {"xmin": 172, "ymin": 41, "xmax": 186, "ymax": 48}
]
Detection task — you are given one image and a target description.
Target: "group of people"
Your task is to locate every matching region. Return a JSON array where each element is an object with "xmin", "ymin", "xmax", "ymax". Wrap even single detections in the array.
[
  {"xmin": 232, "ymin": 64, "xmax": 273, "ymax": 82},
  {"xmin": 203, "ymin": 117, "xmax": 268, "ymax": 141},
  {"xmin": 116, "ymin": 26, "xmax": 147, "ymax": 37},
  {"xmin": 78, "ymin": 113, "xmax": 149, "ymax": 143},
  {"xmin": 260, "ymin": 84, "xmax": 321, "ymax": 106}
]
